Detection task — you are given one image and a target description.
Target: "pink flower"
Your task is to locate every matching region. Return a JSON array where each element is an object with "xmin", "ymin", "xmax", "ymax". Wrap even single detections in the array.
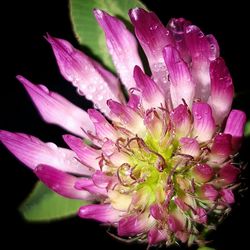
[{"xmin": 0, "ymin": 8, "xmax": 246, "ymax": 248}]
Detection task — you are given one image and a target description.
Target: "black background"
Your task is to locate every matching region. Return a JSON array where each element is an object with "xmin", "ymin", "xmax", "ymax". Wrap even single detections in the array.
[{"xmin": 1, "ymin": 0, "xmax": 249, "ymax": 249}]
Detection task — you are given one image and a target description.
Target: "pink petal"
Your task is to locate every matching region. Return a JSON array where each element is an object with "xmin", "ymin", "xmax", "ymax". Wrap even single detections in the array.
[
  {"xmin": 192, "ymin": 102, "xmax": 215, "ymax": 142},
  {"xmin": 192, "ymin": 164, "xmax": 214, "ymax": 183},
  {"xmin": 179, "ymin": 137, "xmax": 200, "ymax": 158},
  {"xmin": 107, "ymin": 100, "xmax": 144, "ymax": 135},
  {"xmin": 63, "ymin": 134, "xmax": 100, "ymax": 170},
  {"xmin": 167, "ymin": 18, "xmax": 192, "ymax": 63},
  {"xmin": 133, "ymin": 66, "xmax": 165, "ymax": 109},
  {"xmin": 129, "ymin": 8, "xmax": 173, "ymax": 94},
  {"xmin": 219, "ymin": 163, "xmax": 240, "ymax": 184},
  {"xmin": 174, "ymin": 198, "xmax": 189, "ymax": 211},
  {"xmin": 94, "ymin": 9, "xmax": 143, "ymax": 90},
  {"xmin": 88, "ymin": 109, "xmax": 118, "ymax": 142},
  {"xmin": 46, "ymin": 34, "xmax": 122, "ymax": 115},
  {"xmin": 0, "ymin": 130, "xmax": 90, "ymax": 175},
  {"xmin": 34, "ymin": 164, "xmax": 94, "ymax": 200},
  {"xmin": 144, "ymin": 109, "xmax": 163, "ymax": 139},
  {"xmin": 74, "ymin": 178, "xmax": 107, "ymax": 197},
  {"xmin": 167, "ymin": 215, "xmax": 184, "ymax": 232},
  {"xmin": 92, "ymin": 170, "xmax": 118, "ymax": 189},
  {"xmin": 150, "ymin": 204, "xmax": 163, "ymax": 220},
  {"xmin": 220, "ymin": 189, "xmax": 235, "ymax": 204},
  {"xmin": 209, "ymin": 133, "xmax": 232, "ymax": 164},
  {"xmin": 163, "ymin": 46, "xmax": 195, "ymax": 108},
  {"xmin": 185, "ymin": 25, "xmax": 219, "ymax": 101},
  {"xmin": 170, "ymin": 104, "xmax": 191, "ymax": 138},
  {"xmin": 208, "ymin": 58, "xmax": 234, "ymax": 124},
  {"xmin": 200, "ymin": 184, "xmax": 218, "ymax": 201},
  {"xmin": 78, "ymin": 204, "xmax": 123, "ymax": 223},
  {"xmin": 194, "ymin": 207, "xmax": 207, "ymax": 224},
  {"xmin": 17, "ymin": 75, "xmax": 94, "ymax": 137},
  {"xmin": 224, "ymin": 109, "xmax": 247, "ymax": 151},
  {"xmin": 118, "ymin": 214, "xmax": 155, "ymax": 236},
  {"xmin": 148, "ymin": 228, "xmax": 166, "ymax": 245},
  {"xmin": 127, "ymin": 93, "xmax": 141, "ymax": 110}
]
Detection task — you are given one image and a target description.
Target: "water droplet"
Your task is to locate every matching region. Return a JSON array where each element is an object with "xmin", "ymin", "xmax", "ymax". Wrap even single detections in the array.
[
  {"xmin": 77, "ymin": 88, "xmax": 84, "ymax": 96},
  {"xmin": 47, "ymin": 142, "xmax": 58, "ymax": 149},
  {"xmin": 38, "ymin": 85, "xmax": 49, "ymax": 93},
  {"xmin": 149, "ymin": 24, "xmax": 158, "ymax": 31},
  {"xmin": 97, "ymin": 95, "xmax": 104, "ymax": 101},
  {"xmin": 86, "ymin": 94, "xmax": 93, "ymax": 100}
]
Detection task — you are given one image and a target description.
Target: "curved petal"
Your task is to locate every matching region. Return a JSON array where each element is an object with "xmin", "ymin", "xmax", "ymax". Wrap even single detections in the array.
[
  {"xmin": 88, "ymin": 109, "xmax": 118, "ymax": 142},
  {"xmin": 78, "ymin": 204, "xmax": 123, "ymax": 223},
  {"xmin": 224, "ymin": 109, "xmax": 246, "ymax": 151},
  {"xmin": 34, "ymin": 164, "xmax": 94, "ymax": 200},
  {"xmin": 17, "ymin": 75, "xmax": 94, "ymax": 137},
  {"xmin": 208, "ymin": 58, "xmax": 234, "ymax": 124},
  {"xmin": 129, "ymin": 8, "xmax": 173, "ymax": 95},
  {"xmin": 192, "ymin": 102, "xmax": 215, "ymax": 142},
  {"xmin": 74, "ymin": 178, "xmax": 107, "ymax": 196},
  {"xmin": 63, "ymin": 134, "xmax": 100, "ymax": 170},
  {"xmin": 148, "ymin": 228, "xmax": 166, "ymax": 245},
  {"xmin": 209, "ymin": 133, "xmax": 232, "ymax": 164},
  {"xmin": 0, "ymin": 130, "xmax": 90, "ymax": 175},
  {"xmin": 163, "ymin": 46, "xmax": 195, "ymax": 108},
  {"xmin": 170, "ymin": 104, "xmax": 191, "ymax": 138},
  {"xmin": 118, "ymin": 213, "xmax": 155, "ymax": 237},
  {"xmin": 133, "ymin": 66, "xmax": 165, "ymax": 109},
  {"xmin": 46, "ymin": 34, "xmax": 123, "ymax": 115},
  {"xmin": 184, "ymin": 25, "xmax": 219, "ymax": 101},
  {"xmin": 94, "ymin": 9, "xmax": 143, "ymax": 90}
]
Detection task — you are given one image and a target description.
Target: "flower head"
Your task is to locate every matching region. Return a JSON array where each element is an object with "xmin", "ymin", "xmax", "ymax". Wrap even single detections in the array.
[{"xmin": 0, "ymin": 8, "xmax": 247, "ymax": 248}]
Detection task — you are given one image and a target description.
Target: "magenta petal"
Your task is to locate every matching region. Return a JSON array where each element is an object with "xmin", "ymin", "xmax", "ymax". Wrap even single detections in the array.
[
  {"xmin": 118, "ymin": 214, "xmax": 154, "ymax": 237},
  {"xmin": 194, "ymin": 207, "xmax": 207, "ymax": 224},
  {"xmin": 167, "ymin": 215, "xmax": 183, "ymax": 232},
  {"xmin": 129, "ymin": 8, "xmax": 172, "ymax": 68},
  {"xmin": 170, "ymin": 104, "xmax": 191, "ymax": 138},
  {"xmin": 220, "ymin": 189, "xmax": 235, "ymax": 204},
  {"xmin": 94, "ymin": 9, "xmax": 143, "ymax": 90},
  {"xmin": 163, "ymin": 46, "xmax": 195, "ymax": 108},
  {"xmin": 200, "ymin": 184, "xmax": 218, "ymax": 201},
  {"xmin": 35, "ymin": 164, "xmax": 94, "ymax": 200},
  {"xmin": 63, "ymin": 134, "xmax": 100, "ymax": 170},
  {"xmin": 179, "ymin": 137, "xmax": 200, "ymax": 158},
  {"xmin": 219, "ymin": 163, "xmax": 240, "ymax": 184},
  {"xmin": 17, "ymin": 75, "xmax": 94, "ymax": 137},
  {"xmin": 224, "ymin": 109, "xmax": 247, "ymax": 151},
  {"xmin": 107, "ymin": 99, "xmax": 144, "ymax": 135},
  {"xmin": 209, "ymin": 133, "xmax": 232, "ymax": 164},
  {"xmin": 74, "ymin": 178, "xmax": 107, "ymax": 196},
  {"xmin": 193, "ymin": 164, "xmax": 214, "ymax": 183},
  {"xmin": 46, "ymin": 35, "xmax": 122, "ymax": 115},
  {"xmin": 88, "ymin": 109, "xmax": 118, "ymax": 142},
  {"xmin": 92, "ymin": 170, "xmax": 117, "ymax": 189},
  {"xmin": 129, "ymin": 8, "xmax": 172, "ymax": 95},
  {"xmin": 208, "ymin": 58, "xmax": 234, "ymax": 124},
  {"xmin": 150, "ymin": 204, "xmax": 163, "ymax": 220},
  {"xmin": 167, "ymin": 18, "xmax": 191, "ymax": 63},
  {"xmin": 78, "ymin": 204, "xmax": 123, "ymax": 223},
  {"xmin": 192, "ymin": 102, "xmax": 215, "ymax": 142},
  {"xmin": 0, "ymin": 130, "xmax": 89, "ymax": 175},
  {"xmin": 148, "ymin": 228, "xmax": 166, "ymax": 245},
  {"xmin": 174, "ymin": 198, "xmax": 189, "ymax": 211},
  {"xmin": 133, "ymin": 66, "xmax": 165, "ymax": 109},
  {"xmin": 185, "ymin": 25, "xmax": 219, "ymax": 101}
]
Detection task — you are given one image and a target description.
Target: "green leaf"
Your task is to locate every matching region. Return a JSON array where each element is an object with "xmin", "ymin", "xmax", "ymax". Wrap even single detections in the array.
[
  {"xmin": 19, "ymin": 181, "xmax": 89, "ymax": 222},
  {"xmin": 69, "ymin": 0, "xmax": 147, "ymax": 72},
  {"xmin": 245, "ymin": 121, "xmax": 250, "ymax": 137}
]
